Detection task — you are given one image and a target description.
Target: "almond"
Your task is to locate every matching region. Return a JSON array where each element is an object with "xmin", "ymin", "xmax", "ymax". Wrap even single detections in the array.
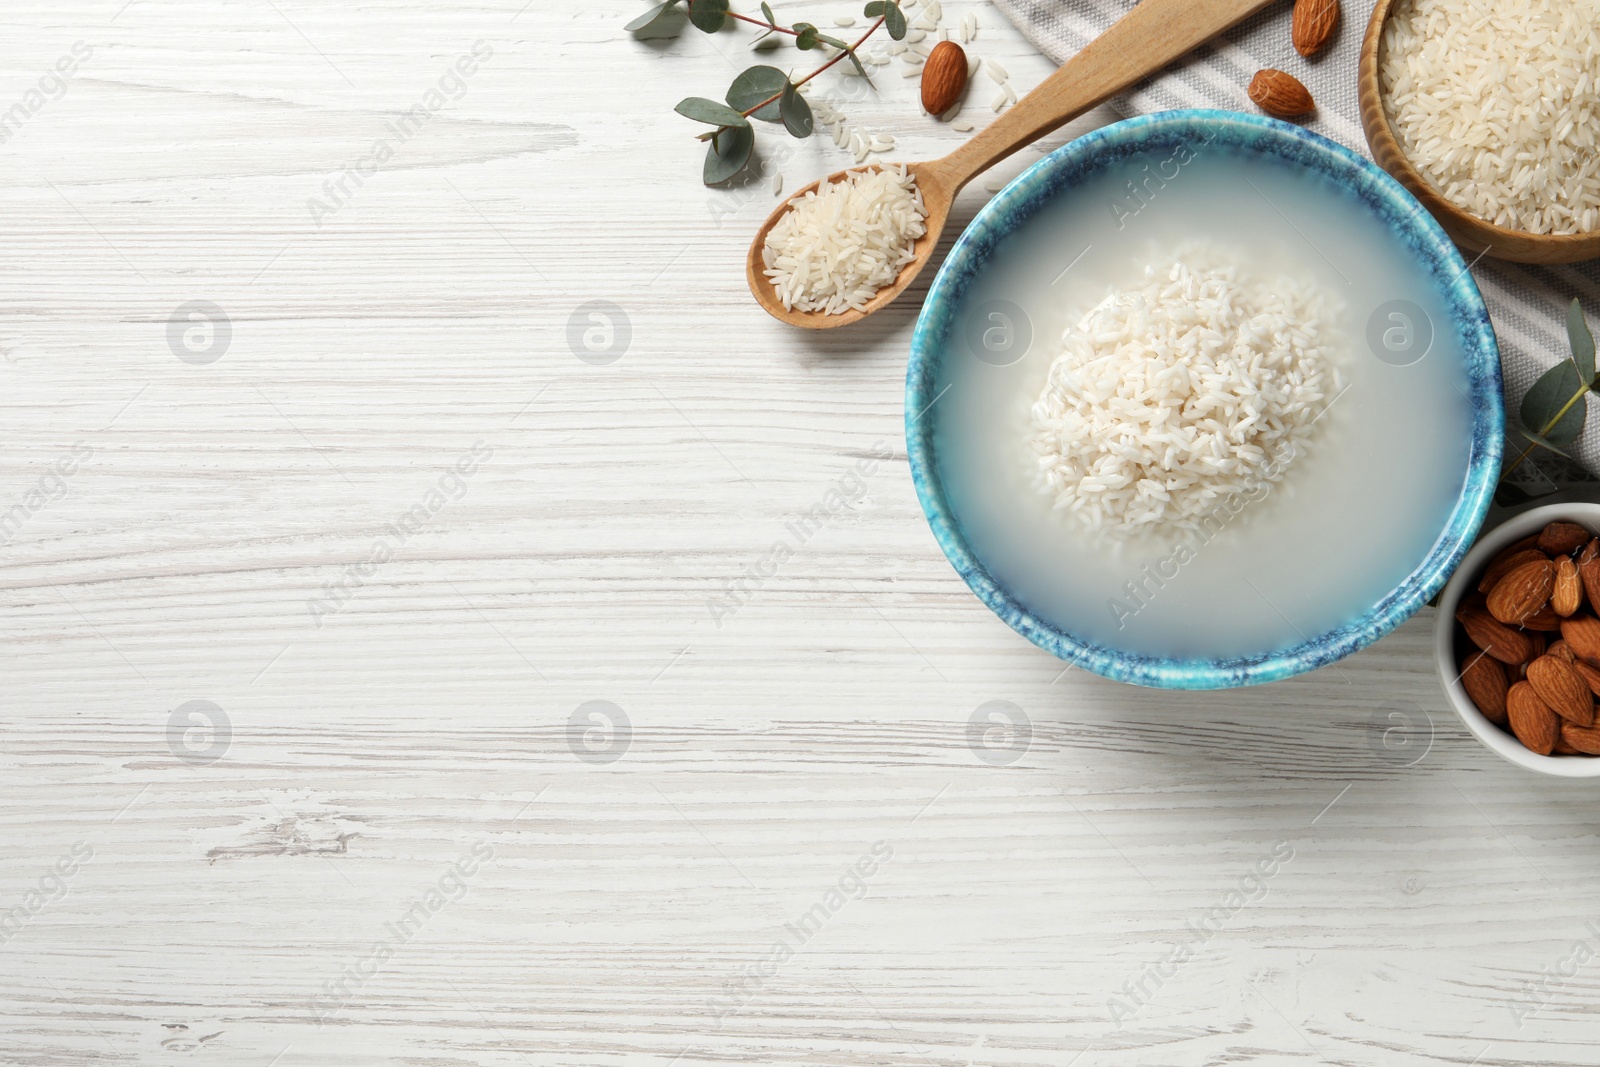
[
  {"xmin": 1526, "ymin": 632, "xmax": 1548, "ymax": 662},
  {"xmin": 1458, "ymin": 606, "xmax": 1536, "ymax": 664},
  {"xmin": 1575, "ymin": 659, "xmax": 1600, "ymax": 697},
  {"xmin": 1460, "ymin": 650, "xmax": 1509, "ymax": 726},
  {"xmin": 920, "ymin": 41, "xmax": 968, "ymax": 117},
  {"xmin": 1549, "ymin": 639, "xmax": 1575, "ymax": 662},
  {"xmin": 1579, "ymin": 539, "xmax": 1600, "ymax": 606},
  {"xmin": 1553, "ymin": 556, "xmax": 1583, "ymax": 616},
  {"xmin": 1538, "ymin": 521, "xmax": 1591, "ymax": 556},
  {"xmin": 1291, "ymin": 0, "xmax": 1340, "ymax": 57},
  {"xmin": 1247, "ymin": 69, "xmax": 1314, "ymax": 119},
  {"xmin": 1519, "ymin": 606, "xmax": 1563, "ymax": 632},
  {"xmin": 1486, "ymin": 558, "xmax": 1555, "ymax": 624},
  {"xmin": 1507, "ymin": 681, "xmax": 1560, "ymax": 755},
  {"xmin": 1478, "ymin": 547, "xmax": 1548, "ymax": 594},
  {"xmin": 1560, "ymin": 615, "xmax": 1600, "ymax": 665},
  {"xmin": 1560, "ymin": 722, "xmax": 1600, "ymax": 755},
  {"xmin": 1555, "ymin": 735, "xmax": 1582, "ymax": 755},
  {"xmin": 1526, "ymin": 655, "xmax": 1596, "ymax": 726}
]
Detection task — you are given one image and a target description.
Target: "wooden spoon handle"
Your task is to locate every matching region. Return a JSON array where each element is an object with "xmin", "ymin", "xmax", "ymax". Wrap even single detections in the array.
[{"xmin": 928, "ymin": 0, "xmax": 1277, "ymax": 192}]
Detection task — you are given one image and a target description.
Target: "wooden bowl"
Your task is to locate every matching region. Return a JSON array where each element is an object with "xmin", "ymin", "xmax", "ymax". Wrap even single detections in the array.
[{"xmin": 1358, "ymin": 0, "xmax": 1600, "ymax": 264}]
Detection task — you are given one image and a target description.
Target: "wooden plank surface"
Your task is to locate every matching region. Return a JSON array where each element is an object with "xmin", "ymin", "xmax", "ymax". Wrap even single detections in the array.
[{"xmin": 2, "ymin": 2, "xmax": 1597, "ymax": 1065}]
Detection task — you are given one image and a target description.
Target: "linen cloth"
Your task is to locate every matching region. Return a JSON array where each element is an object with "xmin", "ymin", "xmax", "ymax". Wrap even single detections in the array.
[{"xmin": 993, "ymin": 0, "xmax": 1600, "ymax": 476}]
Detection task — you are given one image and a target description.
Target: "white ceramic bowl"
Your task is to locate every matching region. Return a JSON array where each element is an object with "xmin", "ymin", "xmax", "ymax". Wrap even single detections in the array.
[{"xmin": 1435, "ymin": 501, "xmax": 1600, "ymax": 777}]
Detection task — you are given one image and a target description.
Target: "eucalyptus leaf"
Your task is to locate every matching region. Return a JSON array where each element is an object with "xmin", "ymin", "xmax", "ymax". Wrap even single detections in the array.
[
  {"xmin": 1569, "ymin": 298, "xmax": 1596, "ymax": 385},
  {"xmin": 704, "ymin": 124, "xmax": 754, "ymax": 185},
  {"xmin": 626, "ymin": 0, "xmax": 687, "ymax": 39},
  {"xmin": 686, "ymin": 0, "xmax": 729, "ymax": 32},
  {"xmin": 1517, "ymin": 426, "xmax": 1578, "ymax": 459},
  {"xmin": 881, "ymin": 1, "xmax": 907, "ymax": 39},
  {"xmin": 675, "ymin": 96, "xmax": 750, "ymax": 127},
  {"xmin": 760, "ymin": 1, "xmax": 776, "ymax": 22},
  {"xmin": 794, "ymin": 22, "xmax": 821, "ymax": 49},
  {"xmin": 726, "ymin": 65, "xmax": 788, "ymax": 121},
  {"xmin": 1520, "ymin": 359, "xmax": 1587, "ymax": 445},
  {"xmin": 817, "ymin": 33, "xmax": 851, "ymax": 50},
  {"xmin": 779, "ymin": 82, "xmax": 813, "ymax": 137}
]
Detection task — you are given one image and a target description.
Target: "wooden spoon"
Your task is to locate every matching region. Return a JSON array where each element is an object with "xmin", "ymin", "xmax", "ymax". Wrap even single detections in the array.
[{"xmin": 747, "ymin": 0, "xmax": 1278, "ymax": 329}]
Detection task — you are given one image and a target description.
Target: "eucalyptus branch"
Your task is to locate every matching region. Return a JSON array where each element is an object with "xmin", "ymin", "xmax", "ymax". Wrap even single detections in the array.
[
  {"xmin": 631, "ymin": 0, "xmax": 910, "ymax": 185},
  {"xmin": 1499, "ymin": 299, "xmax": 1597, "ymax": 498},
  {"xmin": 1502, "ymin": 383, "xmax": 1590, "ymax": 479},
  {"xmin": 740, "ymin": 16, "xmax": 887, "ymax": 119}
]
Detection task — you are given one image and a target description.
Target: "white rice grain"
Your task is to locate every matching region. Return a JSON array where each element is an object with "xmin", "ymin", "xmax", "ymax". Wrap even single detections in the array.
[
  {"xmin": 1380, "ymin": 0, "xmax": 1600, "ymax": 234},
  {"xmin": 1028, "ymin": 246, "xmax": 1344, "ymax": 535},
  {"xmin": 761, "ymin": 166, "xmax": 928, "ymax": 316}
]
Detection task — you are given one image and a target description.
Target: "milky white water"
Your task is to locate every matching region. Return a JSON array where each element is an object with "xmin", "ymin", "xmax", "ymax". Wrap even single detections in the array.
[{"xmin": 931, "ymin": 149, "xmax": 1476, "ymax": 660}]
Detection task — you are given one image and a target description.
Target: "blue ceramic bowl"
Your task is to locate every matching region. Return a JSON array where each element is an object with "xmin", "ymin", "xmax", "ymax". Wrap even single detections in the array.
[{"xmin": 905, "ymin": 110, "xmax": 1503, "ymax": 689}]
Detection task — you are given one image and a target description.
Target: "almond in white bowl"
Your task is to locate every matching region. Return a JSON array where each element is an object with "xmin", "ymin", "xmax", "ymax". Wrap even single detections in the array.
[{"xmin": 1436, "ymin": 503, "xmax": 1600, "ymax": 776}]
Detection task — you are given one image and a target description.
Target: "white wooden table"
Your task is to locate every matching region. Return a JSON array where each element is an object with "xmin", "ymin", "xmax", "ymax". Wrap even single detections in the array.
[{"xmin": 3, "ymin": 3, "xmax": 1597, "ymax": 1065}]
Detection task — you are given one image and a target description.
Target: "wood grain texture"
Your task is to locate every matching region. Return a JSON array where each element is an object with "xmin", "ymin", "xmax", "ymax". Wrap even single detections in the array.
[{"xmin": 1, "ymin": 2, "xmax": 1598, "ymax": 1065}]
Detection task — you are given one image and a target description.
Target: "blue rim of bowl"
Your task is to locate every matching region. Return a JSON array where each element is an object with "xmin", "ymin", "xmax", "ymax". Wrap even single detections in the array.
[{"xmin": 905, "ymin": 109, "xmax": 1504, "ymax": 690}]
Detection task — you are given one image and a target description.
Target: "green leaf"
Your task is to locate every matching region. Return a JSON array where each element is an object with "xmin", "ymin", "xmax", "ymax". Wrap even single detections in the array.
[
  {"xmin": 704, "ymin": 124, "xmax": 754, "ymax": 185},
  {"xmin": 794, "ymin": 22, "xmax": 821, "ymax": 49},
  {"xmin": 626, "ymin": 0, "xmax": 687, "ymax": 39},
  {"xmin": 686, "ymin": 0, "xmax": 728, "ymax": 32},
  {"xmin": 760, "ymin": 1, "xmax": 776, "ymax": 23},
  {"xmin": 1518, "ymin": 425, "xmax": 1578, "ymax": 459},
  {"xmin": 817, "ymin": 33, "xmax": 851, "ymax": 50},
  {"xmin": 1569, "ymin": 298, "xmax": 1596, "ymax": 385},
  {"xmin": 779, "ymin": 82, "xmax": 813, "ymax": 137},
  {"xmin": 863, "ymin": 0, "xmax": 886, "ymax": 12},
  {"xmin": 881, "ymin": 1, "xmax": 907, "ymax": 39},
  {"xmin": 675, "ymin": 96, "xmax": 750, "ymax": 127},
  {"xmin": 726, "ymin": 65, "xmax": 788, "ymax": 121},
  {"xmin": 1520, "ymin": 360, "xmax": 1588, "ymax": 445}
]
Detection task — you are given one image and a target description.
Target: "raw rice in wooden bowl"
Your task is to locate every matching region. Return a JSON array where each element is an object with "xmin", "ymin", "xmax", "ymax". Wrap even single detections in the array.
[{"xmin": 1359, "ymin": 0, "xmax": 1600, "ymax": 264}]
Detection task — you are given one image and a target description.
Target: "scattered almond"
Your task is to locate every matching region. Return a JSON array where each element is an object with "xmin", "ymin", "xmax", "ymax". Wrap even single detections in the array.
[
  {"xmin": 1549, "ymin": 639, "xmax": 1575, "ymax": 662},
  {"xmin": 1526, "ymin": 655, "xmax": 1596, "ymax": 727},
  {"xmin": 1486, "ymin": 558, "xmax": 1555, "ymax": 624},
  {"xmin": 1291, "ymin": 0, "xmax": 1340, "ymax": 57},
  {"xmin": 1553, "ymin": 556, "xmax": 1583, "ymax": 616},
  {"xmin": 1458, "ymin": 606, "xmax": 1536, "ymax": 664},
  {"xmin": 1460, "ymin": 650, "xmax": 1509, "ymax": 726},
  {"xmin": 920, "ymin": 41, "xmax": 969, "ymax": 116},
  {"xmin": 1538, "ymin": 521, "xmax": 1591, "ymax": 556},
  {"xmin": 1247, "ymin": 69, "xmax": 1315, "ymax": 119},
  {"xmin": 1477, "ymin": 548, "xmax": 1548, "ymax": 594}
]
